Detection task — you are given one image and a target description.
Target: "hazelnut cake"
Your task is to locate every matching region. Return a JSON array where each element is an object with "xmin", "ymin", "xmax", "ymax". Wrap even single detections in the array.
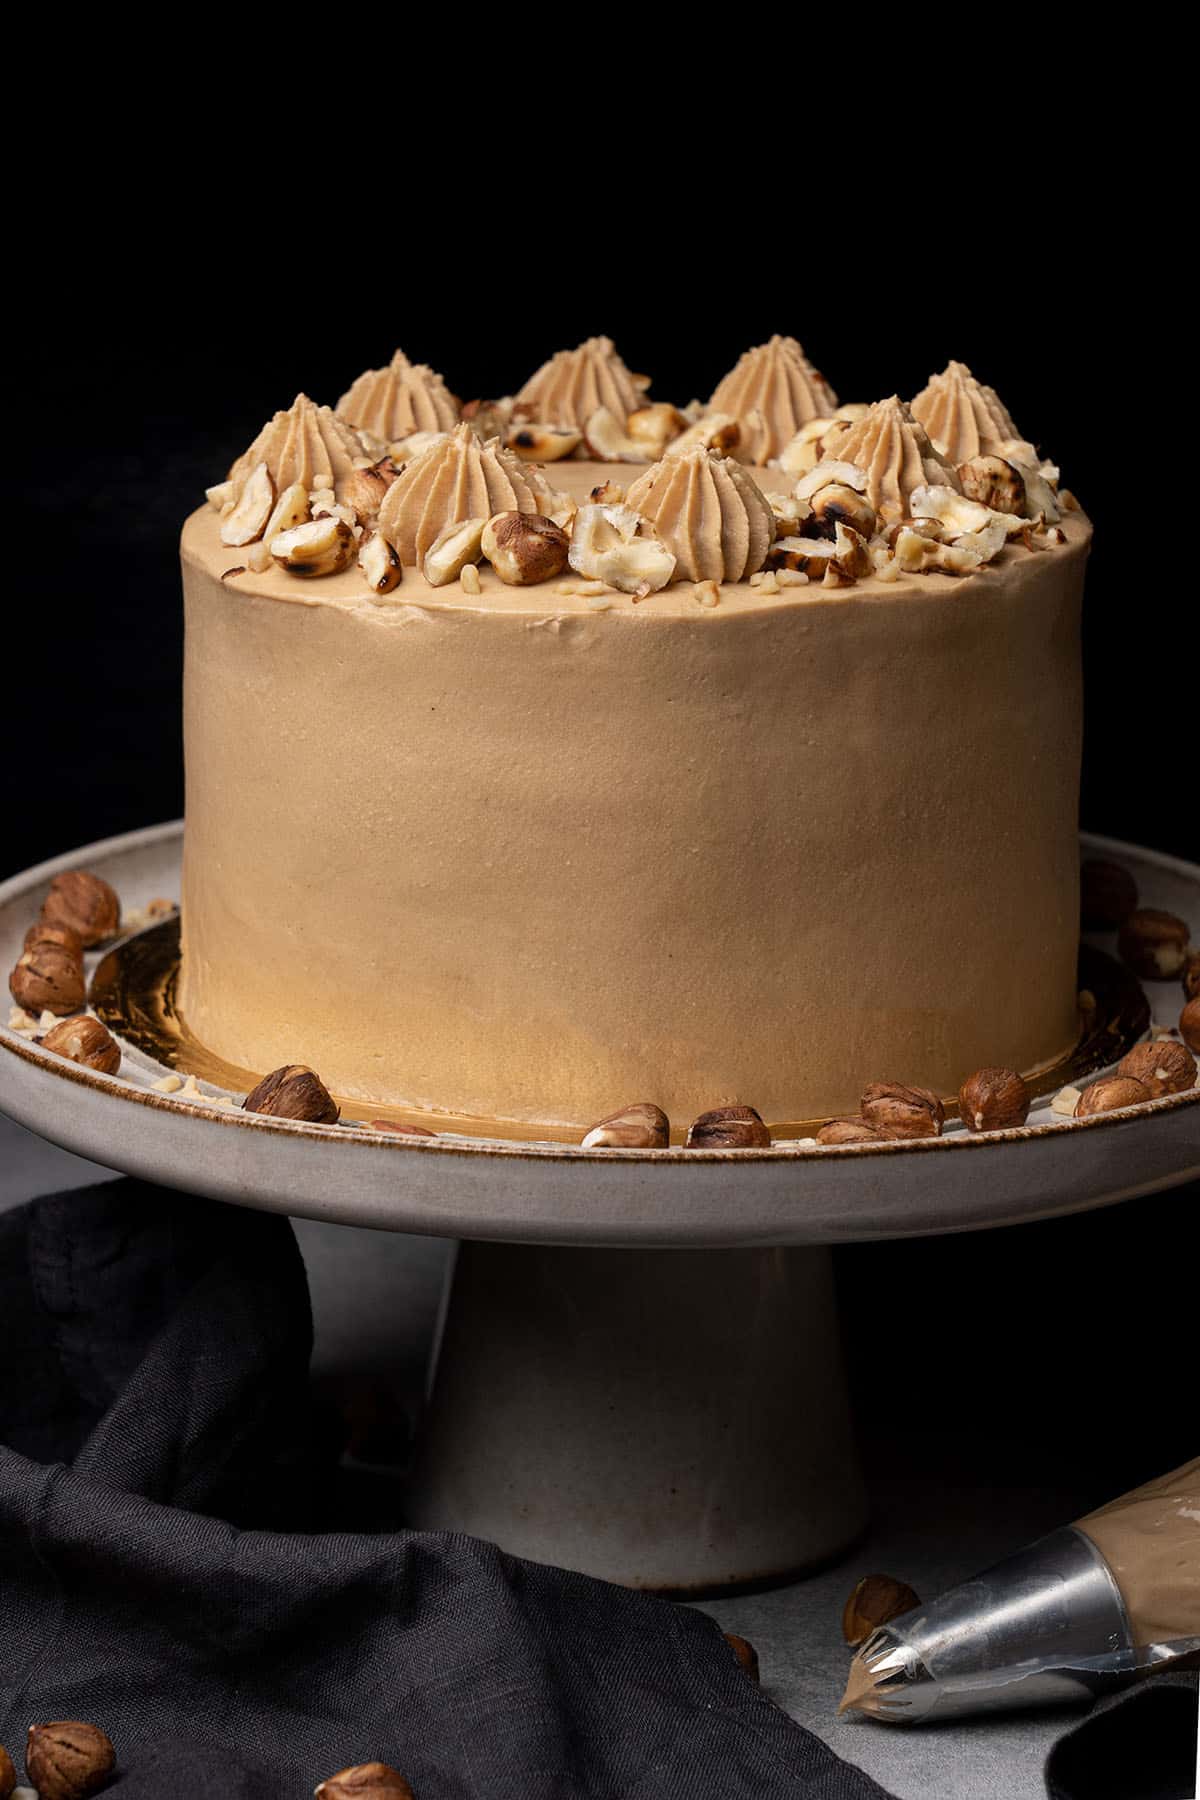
[{"xmin": 180, "ymin": 336, "xmax": 1090, "ymax": 1130}]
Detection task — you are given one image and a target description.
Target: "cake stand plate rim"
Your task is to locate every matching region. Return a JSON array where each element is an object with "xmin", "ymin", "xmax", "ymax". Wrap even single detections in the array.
[{"xmin": 1, "ymin": 821, "xmax": 1197, "ymax": 1246}]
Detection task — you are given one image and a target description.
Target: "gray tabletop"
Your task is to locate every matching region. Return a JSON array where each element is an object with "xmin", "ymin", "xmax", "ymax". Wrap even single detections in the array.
[{"xmin": 3, "ymin": 1112, "xmax": 1182, "ymax": 1800}]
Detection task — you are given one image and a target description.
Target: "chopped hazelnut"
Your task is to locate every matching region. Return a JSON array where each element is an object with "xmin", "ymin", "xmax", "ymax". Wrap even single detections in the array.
[
  {"xmin": 957, "ymin": 1067, "xmax": 1030, "ymax": 1133},
  {"xmin": 1116, "ymin": 1039, "xmax": 1196, "ymax": 1097},
  {"xmin": 481, "ymin": 512, "xmax": 570, "ymax": 586},
  {"xmin": 220, "ymin": 460, "xmax": 274, "ymax": 546},
  {"xmin": 1118, "ymin": 909, "xmax": 1190, "ymax": 980},
  {"xmin": 25, "ymin": 1720, "xmax": 116, "ymax": 1800},
  {"xmin": 860, "ymin": 1082, "xmax": 944, "ymax": 1139},
  {"xmin": 805, "ymin": 483, "xmax": 876, "ymax": 542},
  {"xmin": 506, "ymin": 423, "xmax": 582, "ymax": 463},
  {"xmin": 581, "ymin": 1102, "xmax": 670, "ymax": 1149},
  {"xmin": 423, "ymin": 517, "xmax": 487, "ymax": 588},
  {"xmin": 9, "ymin": 944, "xmax": 85, "ymax": 1016},
  {"xmin": 40, "ymin": 1015, "xmax": 121, "ymax": 1074},
  {"xmin": 243, "ymin": 1064, "xmax": 340, "ymax": 1124},
  {"xmin": 685, "ymin": 1105, "xmax": 771, "ymax": 1148},
  {"xmin": 358, "ymin": 531, "xmax": 403, "ymax": 596},
  {"xmin": 41, "ymin": 869, "xmax": 120, "ymax": 945},
  {"xmin": 271, "ymin": 516, "xmax": 356, "ymax": 578},
  {"xmin": 957, "ymin": 454, "xmax": 1026, "ymax": 515},
  {"xmin": 1074, "ymin": 1075, "xmax": 1151, "ymax": 1117},
  {"xmin": 1080, "ymin": 858, "xmax": 1139, "ymax": 930}
]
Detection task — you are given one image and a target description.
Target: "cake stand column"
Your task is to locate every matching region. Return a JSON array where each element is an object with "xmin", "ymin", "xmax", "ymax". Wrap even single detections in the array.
[{"xmin": 407, "ymin": 1241, "xmax": 867, "ymax": 1592}]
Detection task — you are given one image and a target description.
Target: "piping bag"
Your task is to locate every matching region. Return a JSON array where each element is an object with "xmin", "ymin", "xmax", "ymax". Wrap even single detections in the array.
[{"xmin": 840, "ymin": 1459, "xmax": 1200, "ymax": 1724}]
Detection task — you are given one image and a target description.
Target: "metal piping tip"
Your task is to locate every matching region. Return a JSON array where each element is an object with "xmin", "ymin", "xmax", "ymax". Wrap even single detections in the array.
[{"xmin": 838, "ymin": 1627, "xmax": 936, "ymax": 1720}]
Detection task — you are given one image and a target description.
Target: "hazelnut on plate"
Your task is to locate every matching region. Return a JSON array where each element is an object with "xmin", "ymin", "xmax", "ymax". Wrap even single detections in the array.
[
  {"xmin": 41, "ymin": 869, "xmax": 120, "ymax": 946},
  {"xmin": 1074, "ymin": 1075, "xmax": 1151, "ymax": 1117},
  {"xmin": 1178, "ymin": 996, "xmax": 1200, "ymax": 1053},
  {"xmin": 1117, "ymin": 909, "xmax": 1190, "ymax": 980},
  {"xmin": 686, "ymin": 1105, "xmax": 771, "ymax": 1148},
  {"xmin": 1115, "ymin": 1040, "xmax": 1196, "ymax": 1097},
  {"xmin": 816, "ymin": 1118, "xmax": 883, "ymax": 1145},
  {"xmin": 41, "ymin": 1014, "xmax": 121, "ymax": 1074},
  {"xmin": 1079, "ymin": 858, "xmax": 1138, "ymax": 930},
  {"xmin": 26, "ymin": 1720, "xmax": 115, "ymax": 1800},
  {"xmin": 9, "ymin": 943, "xmax": 86, "ymax": 1016},
  {"xmin": 24, "ymin": 920, "xmax": 84, "ymax": 957},
  {"xmin": 243, "ymin": 1064, "xmax": 340, "ymax": 1124},
  {"xmin": 1182, "ymin": 949, "xmax": 1200, "ymax": 1003},
  {"xmin": 957, "ymin": 1067, "xmax": 1030, "ymax": 1133},
  {"xmin": 581, "ymin": 1102, "xmax": 670, "ymax": 1149},
  {"xmin": 860, "ymin": 1082, "xmax": 944, "ymax": 1140}
]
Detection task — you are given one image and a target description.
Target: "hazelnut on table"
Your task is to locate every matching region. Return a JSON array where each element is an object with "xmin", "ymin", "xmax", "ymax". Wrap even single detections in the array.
[
  {"xmin": 315, "ymin": 1763, "xmax": 416, "ymax": 1798},
  {"xmin": 0, "ymin": 1744, "xmax": 14, "ymax": 1800},
  {"xmin": 723, "ymin": 1631, "xmax": 761, "ymax": 1682},
  {"xmin": 25, "ymin": 1720, "xmax": 115, "ymax": 1800},
  {"xmin": 842, "ymin": 1574, "xmax": 920, "ymax": 1647}
]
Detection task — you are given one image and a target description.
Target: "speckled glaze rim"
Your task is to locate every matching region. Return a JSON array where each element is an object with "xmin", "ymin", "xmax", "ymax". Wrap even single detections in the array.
[{"xmin": 1, "ymin": 821, "xmax": 1197, "ymax": 1167}]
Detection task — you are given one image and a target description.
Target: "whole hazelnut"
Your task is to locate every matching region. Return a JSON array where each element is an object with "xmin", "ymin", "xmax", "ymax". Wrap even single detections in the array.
[
  {"xmin": 816, "ymin": 1117, "xmax": 884, "ymax": 1145},
  {"xmin": 342, "ymin": 463, "xmax": 397, "ymax": 523},
  {"xmin": 481, "ymin": 511, "xmax": 569, "ymax": 585},
  {"xmin": 40, "ymin": 870, "xmax": 121, "ymax": 946},
  {"xmin": 1074, "ymin": 1075, "xmax": 1151, "ymax": 1117},
  {"xmin": 1116, "ymin": 1039, "xmax": 1196, "ymax": 1098},
  {"xmin": 957, "ymin": 1067, "xmax": 1030, "ymax": 1133},
  {"xmin": 25, "ymin": 1721, "xmax": 115, "ymax": 1800},
  {"xmin": 315, "ymin": 1763, "xmax": 416, "ymax": 1798},
  {"xmin": 0, "ymin": 1744, "xmax": 14, "ymax": 1800},
  {"xmin": 860, "ymin": 1082, "xmax": 944, "ymax": 1140},
  {"xmin": 41, "ymin": 1014, "xmax": 121, "ymax": 1074},
  {"xmin": 842, "ymin": 1574, "xmax": 920, "ymax": 1647},
  {"xmin": 1182, "ymin": 949, "xmax": 1200, "ymax": 1003},
  {"xmin": 243, "ymin": 1064, "xmax": 340, "ymax": 1124},
  {"xmin": 1079, "ymin": 858, "xmax": 1139, "ymax": 930},
  {"xmin": 1179, "ymin": 996, "xmax": 1200, "ymax": 1053},
  {"xmin": 23, "ymin": 920, "xmax": 84, "ymax": 957},
  {"xmin": 806, "ymin": 483, "xmax": 876, "ymax": 542},
  {"xmin": 1118, "ymin": 909, "xmax": 1190, "ymax": 980},
  {"xmin": 9, "ymin": 943, "xmax": 86, "ymax": 1016},
  {"xmin": 685, "ymin": 1105, "xmax": 771, "ymax": 1148},
  {"xmin": 723, "ymin": 1632, "xmax": 760, "ymax": 1682},
  {"xmin": 581, "ymin": 1102, "xmax": 670, "ymax": 1149}
]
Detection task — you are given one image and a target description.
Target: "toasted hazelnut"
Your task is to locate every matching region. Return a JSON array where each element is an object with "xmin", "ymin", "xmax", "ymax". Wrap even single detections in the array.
[
  {"xmin": 41, "ymin": 1014, "xmax": 121, "ymax": 1073},
  {"xmin": 423, "ymin": 516, "xmax": 487, "ymax": 588},
  {"xmin": 581, "ymin": 1102, "xmax": 670, "ymax": 1149},
  {"xmin": 957, "ymin": 454, "xmax": 1026, "ymax": 515},
  {"xmin": 481, "ymin": 511, "xmax": 570, "ymax": 585},
  {"xmin": 243, "ymin": 1064, "xmax": 340, "ymax": 1124},
  {"xmin": 315, "ymin": 1763, "xmax": 415, "ymax": 1799},
  {"xmin": 861, "ymin": 1082, "xmax": 944, "ymax": 1140},
  {"xmin": 26, "ymin": 1721, "xmax": 115, "ymax": 1800},
  {"xmin": 507, "ymin": 423, "xmax": 582, "ymax": 463},
  {"xmin": 1181, "ymin": 948, "xmax": 1200, "ymax": 1003},
  {"xmin": 794, "ymin": 459, "xmax": 869, "ymax": 502},
  {"xmin": 260, "ymin": 480, "xmax": 310, "ymax": 549},
  {"xmin": 358, "ymin": 531, "xmax": 403, "ymax": 596},
  {"xmin": 220, "ymin": 460, "xmax": 275, "ymax": 546},
  {"xmin": 0, "ymin": 1744, "xmax": 14, "ymax": 1800},
  {"xmin": 724, "ymin": 1632, "xmax": 760, "ymax": 1682},
  {"xmin": 205, "ymin": 478, "xmax": 235, "ymax": 511},
  {"xmin": 582, "ymin": 404, "xmax": 651, "ymax": 462},
  {"xmin": 462, "ymin": 396, "xmax": 513, "ymax": 440},
  {"xmin": 1074, "ymin": 1075, "xmax": 1152, "ymax": 1117},
  {"xmin": 24, "ymin": 920, "xmax": 83, "ymax": 957},
  {"xmin": 1080, "ymin": 858, "xmax": 1139, "ymax": 929},
  {"xmin": 42, "ymin": 869, "xmax": 120, "ymax": 946},
  {"xmin": 589, "ymin": 479, "xmax": 626, "ymax": 506},
  {"xmin": 271, "ymin": 516, "xmax": 356, "ymax": 578},
  {"xmin": 1116, "ymin": 1039, "xmax": 1197, "ymax": 1097},
  {"xmin": 567, "ymin": 504, "xmax": 676, "ymax": 595},
  {"xmin": 805, "ymin": 483, "xmax": 876, "ymax": 542},
  {"xmin": 957, "ymin": 1067, "xmax": 1030, "ymax": 1133},
  {"xmin": 667, "ymin": 412, "xmax": 741, "ymax": 458},
  {"xmin": 9, "ymin": 944, "xmax": 85, "ymax": 1016},
  {"xmin": 842, "ymin": 1575, "xmax": 920, "ymax": 1647},
  {"xmin": 1118, "ymin": 909, "xmax": 1191, "ymax": 980},
  {"xmin": 685, "ymin": 1105, "xmax": 771, "ymax": 1148},
  {"xmin": 1181, "ymin": 995, "xmax": 1200, "ymax": 1052},
  {"xmin": 625, "ymin": 402, "xmax": 687, "ymax": 456},
  {"xmin": 342, "ymin": 464, "xmax": 395, "ymax": 523},
  {"xmin": 816, "ymin": 1117, "xmax": 884, "ymax": 1145},
  {"xmin": 460, "ymin": 562, "xmax": 482, "ymax": 596}
]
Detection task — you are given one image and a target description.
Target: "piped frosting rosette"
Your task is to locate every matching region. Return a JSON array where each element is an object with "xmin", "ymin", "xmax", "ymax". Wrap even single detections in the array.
[
  {"xmin": 624, "ymin": 449, "xmax": 775, "ymax": 583},
  {"xmin": 337, "ymin": 349, "xmax": 459, "ymax": 444},
  {"xmin": 228, "ymin": 393, "xmax": 364, "ymax": 503},
  {"xmin": 708, "ymin": 336, "xmax": 838, "ymax": 466},
  {"xmin": 378, "ymin": 422, "xmax": 558, "ymax": 565},
  {"xmin": 514, "ymin": 336, "xmax": 645, "ymax": 431},
  {"xmin": 831, "ymin": 396, "xmax": 959, "ymax": 523},
  {"xmin": 910, "ymin": 360, "xmax": 1029, "ymax": 465}
]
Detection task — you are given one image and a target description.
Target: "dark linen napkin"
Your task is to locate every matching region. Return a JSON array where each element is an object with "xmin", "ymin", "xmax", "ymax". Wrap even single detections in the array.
[{"xmin": 0, "ymin": 1179, "xmax": 895, "ymax": 1799}]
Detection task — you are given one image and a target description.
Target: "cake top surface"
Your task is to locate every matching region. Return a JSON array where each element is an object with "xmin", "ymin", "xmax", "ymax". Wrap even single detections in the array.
[{"xmin": 194, "ymin": 340, "xmax": 1086, "ymax": 615}]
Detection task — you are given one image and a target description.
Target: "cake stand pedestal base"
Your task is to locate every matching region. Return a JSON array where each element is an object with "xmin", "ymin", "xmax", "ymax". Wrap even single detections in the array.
[{"xmin": 407, "ymin": 1241, "xmax": 867, "ymax": 1592}]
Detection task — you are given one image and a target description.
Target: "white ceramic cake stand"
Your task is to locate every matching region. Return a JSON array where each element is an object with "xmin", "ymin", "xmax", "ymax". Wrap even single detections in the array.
[{"xmin": 2, "ymin": 825, "xmax": 1198, "ymax": 1591}]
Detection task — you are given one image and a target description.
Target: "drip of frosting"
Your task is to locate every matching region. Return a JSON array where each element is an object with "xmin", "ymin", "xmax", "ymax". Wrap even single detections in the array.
[
  {"xmin": 624, "ymin": 449, "xmax": 775, "ymax": 583},
  {"xmin": 910, "ymin": 360, "xmax": 1027, "ymax": 465},
  {"xmin": 337, "ymin": 349, "xmax": 459, "ymax": 442},
  {"xmin": 832, "ymin": 396, "xmax": 959, "ymax": 522},
  {"xmin": 708, "ymin": 336, "xmax": 838, "ymax": 465},
  {"xmin": 515, "ymin": 336, "xmax": 644, "ymax": 430},
  {"xmin": 378, "ymin": 422, "xmax": 554, "ymax": 564},
  {"xmin": 228, "ymin": 393, "xmax": 363, "ymax": 499}
]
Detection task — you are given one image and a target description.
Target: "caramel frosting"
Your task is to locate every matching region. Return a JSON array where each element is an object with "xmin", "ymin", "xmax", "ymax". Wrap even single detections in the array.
[
  {"xmin": 625, "ymin": 449, "xmax": 775, "ymax": 583},
  {"xmin": 378, "ymin": 422, "xmax": 553, "ymax": 565},
  {"xmin": 708, "ymin": 337, "xmax": 838, "ymax": 466},
  {"xmin": 910, "ymin": 360, "xmax": 1029, "ymax": 465},
  {"xmin": 228, "ymin": 393, "xmax": 363, "ymax": 501},
  {"xmin": 515, "ymin": 336, "xmax": 644, "ymax": 431},
  {"xmin": 337, "ymin": 348, "xmax": 459, "ymax": 443},
  {"xmin": 833, "ymin": 397, "xmax": 959, "ymax": 523}
]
